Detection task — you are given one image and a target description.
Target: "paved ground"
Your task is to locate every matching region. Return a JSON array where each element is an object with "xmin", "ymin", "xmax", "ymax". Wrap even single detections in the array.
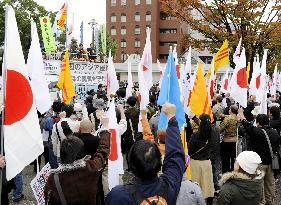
[{"xmin": 8, "ymin": 165, "xmax": 281, "ymax": 205}]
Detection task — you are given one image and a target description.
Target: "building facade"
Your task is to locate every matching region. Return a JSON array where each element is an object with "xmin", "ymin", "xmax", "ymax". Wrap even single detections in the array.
[{"xmin": 106, "ymin": 0, "xmax": 187, "ymax": 63}]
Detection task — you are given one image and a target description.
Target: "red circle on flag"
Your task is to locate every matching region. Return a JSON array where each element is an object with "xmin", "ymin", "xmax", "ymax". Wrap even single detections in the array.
[
  {"xmin": 237, "ymin": 67, "xmax": 248, "ymax": 88},
  {"xmin": 4, "ymin": 70, "xmax": 33, "ymax": 125}
]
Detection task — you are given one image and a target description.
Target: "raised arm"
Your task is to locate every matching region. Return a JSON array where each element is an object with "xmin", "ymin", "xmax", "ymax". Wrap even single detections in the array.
[
  {"xmin": 140, "ymin": 109, "xmax": 154, "ymax": 141},
  {"xmin": 161, "ymin": 103, "xmax": 185, "ymax": 202},
  {"xmin": 88, "ymin": 117, "xmax": 111, "ymax": 171},
  {"xmin": 117, "ymin": 104, "xmax": 127, "ymax": 135}
]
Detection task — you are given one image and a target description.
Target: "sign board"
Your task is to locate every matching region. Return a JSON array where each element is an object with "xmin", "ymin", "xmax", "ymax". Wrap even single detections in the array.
[
  {"xmin": 30, "ymin": 163, "xmax": 51, "ymax": 205},
  {"xmin": 44, "ymin": 61, "xmax": 108, "ymax": 101}
]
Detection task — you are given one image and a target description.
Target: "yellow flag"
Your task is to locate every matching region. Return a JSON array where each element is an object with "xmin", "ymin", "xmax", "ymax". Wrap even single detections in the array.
[
  {"xmin": 58, "ymin": 3, "xmax": 67, "ymax": 30},
  {"xmin": 189, "ymin": 64, "xmax": 213, "ymax": 120},
  {"xmin": 57, "ymin": 51, "xmax": 76, "ymax": 104},
  {"xmin": 214, "ymin": 40, "xmax": 230, "ymax": 73},
  {"xmin": 181, "ymin": 130, "xmax": 192, "ymax": 180},
  {"xmin": 246, "ymin": 62, "xmax": 250, "ymax": 83}
]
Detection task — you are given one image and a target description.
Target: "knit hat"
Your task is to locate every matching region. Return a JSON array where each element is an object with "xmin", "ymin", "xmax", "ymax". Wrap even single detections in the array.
[
  {"xmin": 236, "ymin": 151, "xmax": 262, "ymax": 174},
  {"xmin": 93, "ymin": 99, "xmax": 106, "ymax": 110}
]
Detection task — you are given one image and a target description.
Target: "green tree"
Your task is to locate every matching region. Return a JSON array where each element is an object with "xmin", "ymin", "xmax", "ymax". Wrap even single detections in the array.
[
  {"xmin": 0, "ymin": 0, "xmax": 55, "ymax": 59},
  {"xmin": 98, "ymin": 32, "xmax": 118, "ymax": 62},
  {"xmin": 161, "ymin": 0, "xmax": 281, "ymax": 72}
]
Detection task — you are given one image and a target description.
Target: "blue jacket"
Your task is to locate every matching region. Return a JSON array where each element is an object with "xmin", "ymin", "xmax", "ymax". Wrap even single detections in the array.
[{"xmin": 105, "ymin": 117, "xmax": 185, "ymax": 205}]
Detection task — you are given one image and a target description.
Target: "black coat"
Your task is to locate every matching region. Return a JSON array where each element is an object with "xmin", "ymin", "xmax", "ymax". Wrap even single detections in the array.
[
  {"xmin": 269, "ymin": 118, "xmax": 281, "ymax": 136},
  {"xmin": 240, "ymin": 120, "xmax": 280, "ymax": 165},
  {"xmin": 75, "ymin": 133, "xmax": 99, "ymax": 158},
  {"xmin": 188, "ymin": 127, "xmax": 219, "ymax": 160}
]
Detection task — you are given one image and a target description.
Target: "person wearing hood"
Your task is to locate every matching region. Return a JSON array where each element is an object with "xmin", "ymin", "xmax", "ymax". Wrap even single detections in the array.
[{"xmin": 216, "ymin": 151, "xmax": 263, "ymax": 205}]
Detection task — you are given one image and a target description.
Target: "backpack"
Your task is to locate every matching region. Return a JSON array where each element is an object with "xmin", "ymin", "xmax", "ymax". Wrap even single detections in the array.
[{"xmin": 124, "ymin": 180, "xmax": 169, "ymax": 205}]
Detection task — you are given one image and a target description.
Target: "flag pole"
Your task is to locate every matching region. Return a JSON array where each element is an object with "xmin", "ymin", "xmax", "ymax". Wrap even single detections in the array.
[
  {"xmin": 65, "ymin": 1, "xmax": 68, "ymax": 50},
  {"xmin": 0, "ymin": 5, "xmax": 9, "ymax": 202},
  {"xmin": 168, "ymin": 46, "xmax": 173, "ymax": 102}
]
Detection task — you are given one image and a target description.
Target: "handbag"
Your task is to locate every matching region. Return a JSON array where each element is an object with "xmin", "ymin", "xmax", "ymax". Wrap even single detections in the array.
[
  {"xmin": 190, "ymin": 140, "xmax": 209, "ymax": 158},
  {"xmin": 261, "ymin": 129, "xmax": 280, "ymax": 170}
]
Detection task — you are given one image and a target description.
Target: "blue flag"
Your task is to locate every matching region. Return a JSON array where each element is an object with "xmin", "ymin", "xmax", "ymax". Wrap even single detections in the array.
[{"xmin": 157, "ymin": 50, "xmax": 186, "ymax": 130}]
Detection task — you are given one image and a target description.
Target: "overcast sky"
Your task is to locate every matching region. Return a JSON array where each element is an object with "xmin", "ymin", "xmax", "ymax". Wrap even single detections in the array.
[{"xmin": 34, "ymin": 0, "xmax": 106, "ymax": 47}]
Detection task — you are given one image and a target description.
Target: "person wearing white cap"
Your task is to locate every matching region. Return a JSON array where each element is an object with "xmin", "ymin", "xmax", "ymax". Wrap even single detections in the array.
[
  {"xmin": 237, "ymin": 110, "xmax": 279, "ymax": 205},
  {"xmin": 216, "ymin": 151, "xmax": 263, "ymax": 205}
]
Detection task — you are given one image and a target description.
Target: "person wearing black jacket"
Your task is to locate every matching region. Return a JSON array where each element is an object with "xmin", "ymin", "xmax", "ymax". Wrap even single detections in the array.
[
  {"xmin": 269, "ymin": 106, "xmax": 281, "ymax": 136},
  {"xmin": 188, "ymin": 114, "xmax": 218, "ymax": 205},
  {"xmin": 238, "ymin": 110, "xmax": 280, "ymax": 205}
]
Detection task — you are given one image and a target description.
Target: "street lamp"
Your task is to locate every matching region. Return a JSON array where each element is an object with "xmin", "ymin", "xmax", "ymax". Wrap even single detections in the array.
[{"xmin": 88, "ymin": 19, "xmax": 97, "ymax": 45}]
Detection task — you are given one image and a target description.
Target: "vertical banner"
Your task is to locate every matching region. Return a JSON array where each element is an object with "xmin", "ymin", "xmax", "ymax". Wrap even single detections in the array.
[
  {"xmin": 39, "ymin": 16, "xmax": 56, "ymax": 53},
  {"xmin": 80, "ymin": 21, "xmax": 84, "ymax": 45},
  {"xmin": 95, "ymin": 26, "xmax": 99, "ymax": 56},
  {"xmin": 100, "ymin": 24, "xmax": 106, "ymax": 55}
]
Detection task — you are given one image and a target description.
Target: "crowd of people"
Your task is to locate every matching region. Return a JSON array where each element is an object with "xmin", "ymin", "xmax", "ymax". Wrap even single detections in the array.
[{"xmin": 1, "ymin": 82, "xmax": 281, "ymax": 205}]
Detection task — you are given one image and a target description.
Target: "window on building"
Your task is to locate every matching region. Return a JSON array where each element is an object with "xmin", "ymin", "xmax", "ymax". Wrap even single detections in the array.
[
  {"xmin": 121, "ymin": 40, "xmax": 127, "ymax": 48},
  {"xmin": 135, "ymin": 25, "xmax": 141, "ymax": 35},
  {"xmin": 146, "ymin": 11, "xmax": 152, "ymax": 21},
  {"xmin": 146, "ymin": 0, "xmax": 152, "ymax": 4},
  {"xmin": 135, "ymin": 0, "xmax": 140, "ymax": 5},
  {"xmin": 121, "ymin": 26, "xmax": 126, "ymax": 35},
  {"xmin": 111, "ymin": 26, "xmax": 116, "ymax": 35},
  {"xmin": 160, "ymin": 11, "xmax": 177, "ymax": 20},
  {"xmin": 135, "ymin": 38, "xmax": 141, "ymax": 48},
  {"xmin": 121, "ymin": 52, "xmax": 127, "ymax": 62},
  {"xmin": 121, "ymin": 0, "xmax": 127, "ymax": 6},
  {"xmin": 159, "ymin": 41, "xmax": 177, "ymax": 46},
  {"xmin": 159, "ymin": 54, "xmax": 169, "ymax": 60},
  {"xmin": 135, "ymin": 12, "xmax": 140, "ymax": 22},
  {"xmin": 159, "ymin": 28, "xmax": 177, "ymax": 34},
  {"xmin": 135, "ymin": 52, "xmax": 141, "ymax": 59},
  {"xmin": 121, "ymin": 13, "xmax": 127, "ymax": 22},
  {"xmin": 111, "ymin": 13, "xmax": 116, "ymax": 22},
  {"xmin": 111, "ymin": 0, "xmax": 116, "ymax": 6}
]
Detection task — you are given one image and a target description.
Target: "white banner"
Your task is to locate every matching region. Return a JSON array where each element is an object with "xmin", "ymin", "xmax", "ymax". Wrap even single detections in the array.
[
  {"xmin": 30, "ymin": 163, "xmax": 51, "ymax": 205},
  {"xmin": 44, "ymin": 60, "xmax": 61, "ymax": 75},
  {"xmin": 44, "ymin": 61, "xmax": 108, "ymax": 101}
]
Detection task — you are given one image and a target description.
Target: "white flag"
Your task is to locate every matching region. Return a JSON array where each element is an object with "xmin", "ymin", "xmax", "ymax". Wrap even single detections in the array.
[
  {"xmin": 107, "ymin": 100, "xmax": 123, "ymax": 190},
  {"xmin": 256, "ymin": 50, "xmax": 268, "ymax": 103},
  {"xmin": 107, "ymin": 50, "xmax": 119, "ymax": 94},
  {"xmin": 27, "ymin": 20, "xmax": 52, "ymax": 114},
  {"xmin": 140, "ymin": 27, "xmax": 153, "ymax": 89},
  {"xmin": 3, "ymin": 6, "xmax": 43, "ymax": 180},
  {"xmin": 271, "ymin": 64, "xmax": 278, "ymax": 100},
  {"xmin": 230, "ymin": 48, "xmax": 248, "ymax": 108},
  {"xmin": 126, "ymin": 55, "xmax": 133, "ymax": 99},
  {"xmin": 233, "ymin": 37, "xmax": 242, "ymax": 65}
]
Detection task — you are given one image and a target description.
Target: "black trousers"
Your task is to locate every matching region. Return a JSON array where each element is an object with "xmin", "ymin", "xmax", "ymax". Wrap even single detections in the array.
[{"xmin": 221, "ymin": 142, "xmax": 236, "ymax": 173}]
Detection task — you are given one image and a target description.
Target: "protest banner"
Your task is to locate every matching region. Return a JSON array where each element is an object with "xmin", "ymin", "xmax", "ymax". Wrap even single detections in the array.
[
  {"xmin": 30, "ymin": 163, "xmax": 51, "ymax": 205},
  {"xmin": 44, "ymin": 61, "xmax": 108, "ymax": 100},
  {"xmin": 39, "ymin": 17, "xmax": 56, "ymax": 53}
]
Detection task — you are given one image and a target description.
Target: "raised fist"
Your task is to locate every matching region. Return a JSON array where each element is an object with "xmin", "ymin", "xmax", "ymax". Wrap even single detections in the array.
[{"xmin": 162, "ymin": 103, "xmax": 176, "ymax": 119}]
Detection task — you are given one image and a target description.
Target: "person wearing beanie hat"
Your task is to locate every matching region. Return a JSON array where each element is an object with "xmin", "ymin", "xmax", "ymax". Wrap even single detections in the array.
[
  {"xmin": 216, "ymin": 151, "xmax": 263, "ymax": 205},
  {"xmin": 238, "ymin": 110, "xmax": 279, "ymax": 205},
  {"xmin": 236, "ymin": 151, "xmax": 262, "ymax": 174}
]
